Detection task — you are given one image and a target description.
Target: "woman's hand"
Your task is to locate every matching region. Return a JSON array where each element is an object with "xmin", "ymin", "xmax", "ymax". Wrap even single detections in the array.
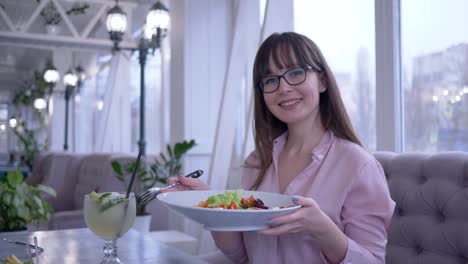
[
  {"xmin": 257, "ymin": 195, "xmax": 348, "ymax": 263},
  {"xmin": 257, "ymin": 195, "xmax": 331, "ymax": 237},
  {"xmin": 165, "ymin": 175, "xmax": 210, "ymax": 191}
]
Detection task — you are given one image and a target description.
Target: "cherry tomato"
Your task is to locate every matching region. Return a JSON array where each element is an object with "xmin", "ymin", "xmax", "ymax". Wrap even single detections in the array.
[
  {"xmin": 241, "ymin": 198, "xmax": 249, "ymax": 208},
  {"xmin": 228, "ymin": 202, "xmax": 237, "ymax": 210}
]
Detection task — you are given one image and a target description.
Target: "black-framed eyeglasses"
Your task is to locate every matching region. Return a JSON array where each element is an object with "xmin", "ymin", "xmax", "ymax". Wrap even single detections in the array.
[{"xmin": 258, "ymin": 65, "xmax": 313, "ymax": 93}]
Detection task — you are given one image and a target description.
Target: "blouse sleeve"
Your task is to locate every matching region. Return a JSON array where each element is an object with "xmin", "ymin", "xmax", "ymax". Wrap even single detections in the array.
[{"xmin": 323, "ymin": 159, "xmax": 395, "ymax": 264}]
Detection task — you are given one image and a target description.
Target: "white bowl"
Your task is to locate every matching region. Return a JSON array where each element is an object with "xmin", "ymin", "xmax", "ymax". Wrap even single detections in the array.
[{"xmin": 157, "ymin": 190, "xmax": 301, "ymax": 231}]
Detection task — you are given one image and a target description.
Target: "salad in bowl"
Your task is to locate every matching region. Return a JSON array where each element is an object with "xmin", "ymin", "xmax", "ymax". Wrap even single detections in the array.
[{"xmin": 195, "ymin": 190, "xmax": 284, "ymax": 210}]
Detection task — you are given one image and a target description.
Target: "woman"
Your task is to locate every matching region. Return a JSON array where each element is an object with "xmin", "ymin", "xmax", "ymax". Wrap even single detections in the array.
[{"xmin": 170, "ymin": 32, "xmax": 395, "ymax": 264}]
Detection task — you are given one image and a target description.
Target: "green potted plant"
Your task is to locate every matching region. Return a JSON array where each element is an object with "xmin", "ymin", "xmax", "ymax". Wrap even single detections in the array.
[
  {"xmin": 12, "ymin": 71, "xmax": 50, "ymax": 171},
  {"xmin": 0, "ymin": 170, "xmax": 56, "ymax": 232},
  {"xmin": 111, "ymin": 140, "xmax": 196, "ymax": 230}
]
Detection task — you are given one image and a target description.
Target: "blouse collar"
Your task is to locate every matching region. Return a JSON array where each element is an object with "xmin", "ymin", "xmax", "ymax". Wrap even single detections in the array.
[{"xmin": 272, "ymin": 129, "xmax": 334, "ymax": 161}]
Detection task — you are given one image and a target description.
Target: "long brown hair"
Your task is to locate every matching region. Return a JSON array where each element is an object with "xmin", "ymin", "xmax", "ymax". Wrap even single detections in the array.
[{"xmin": 248, "ymin": 32, "xmax": 362, "ymax": 190}]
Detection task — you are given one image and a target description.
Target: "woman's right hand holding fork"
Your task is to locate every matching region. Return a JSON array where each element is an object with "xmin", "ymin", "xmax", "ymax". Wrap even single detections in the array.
[{"xmin": 165, "ymin": 175, "xmax": 210, "ymax": 192}]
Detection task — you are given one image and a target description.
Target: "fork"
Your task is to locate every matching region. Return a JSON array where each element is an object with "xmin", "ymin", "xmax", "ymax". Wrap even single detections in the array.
[{"xmin": 138, "ymin": 169, "xmax": 203, "ymax": 206}]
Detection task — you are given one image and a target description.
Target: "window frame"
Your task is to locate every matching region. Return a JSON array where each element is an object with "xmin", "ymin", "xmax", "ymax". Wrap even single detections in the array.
[{"xmin": 375, "ymin": 0, "xmax": 404, "ymax": 152}]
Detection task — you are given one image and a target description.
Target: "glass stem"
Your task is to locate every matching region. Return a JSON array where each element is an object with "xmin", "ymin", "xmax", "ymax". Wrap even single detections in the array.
[{"xmin": 103, "ymin": 239, "xmax": 118, "ymax": 260}]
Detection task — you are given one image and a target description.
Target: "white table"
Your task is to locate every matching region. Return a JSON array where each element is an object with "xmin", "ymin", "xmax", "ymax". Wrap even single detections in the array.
[{"xmin": 0, "ymin": 228, "xmax": 207, "ymax": 264}]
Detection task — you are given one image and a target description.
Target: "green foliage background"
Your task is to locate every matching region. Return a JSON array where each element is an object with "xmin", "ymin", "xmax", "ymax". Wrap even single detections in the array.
[{"xmin": 0, "ymin": 170, "xmax": 56, "ymax": 232}]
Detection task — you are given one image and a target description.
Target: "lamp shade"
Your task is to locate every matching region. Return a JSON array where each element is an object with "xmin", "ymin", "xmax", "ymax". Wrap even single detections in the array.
[
  {"xmin": 106, "ymin": 4, "xmax": 127, "ymax": 39},
  {"xmin": 64, "ymin": 70, "xmax": 78, "ymax": 87},
  {"xmin": 9, "ymin": 118, "xmax": 17, "ymax": 128},
  {"xmin": 145, "ymin": 2, "xmax": 169, "ymax": 39},
  {"xmin": 44, "ymin": 62, "xmax": 60, "ymax": 84},
  {"xmin": 34, "ymin": 98, "xmax": 47, "ymax": 110}
]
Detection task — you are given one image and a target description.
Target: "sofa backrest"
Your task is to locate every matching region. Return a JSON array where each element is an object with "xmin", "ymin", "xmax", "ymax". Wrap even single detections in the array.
[
  {"xmin": 41, "ymin": 152, "xmax": 84, "ymax": 211},
  {"xmin": 374, "ymin": 151, "xmax": 468, "ymax": 264},
  {"xmin": 73, "ymin": 153, "xmax": 115, "ymax": 209},
  {"xmin": 28, "ymin": 152, "xmax": 54, "ymax": 185}
]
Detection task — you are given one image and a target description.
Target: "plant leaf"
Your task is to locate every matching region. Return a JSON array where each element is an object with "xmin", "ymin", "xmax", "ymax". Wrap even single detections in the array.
[
  {"xmin": 167, "ymin": 144, "xmax": 173, "ymax": 158},
  {"xmin": 111, "ymin": 161, "xmax": 124, "ymax": 180},
  {"xmin": 6, "ymin": 170, "xmax": 23, "ymax": 187},
  {"xmin": 36, "ymin": 184, "xmax": 57, "ymax": 197},
  {"xmin": 174, "ymin": 139, "xmax": 196, "ymax": 158},
  {"xmin": 160, "ymin": 153, "xmax": 168, "ymax": 163}
]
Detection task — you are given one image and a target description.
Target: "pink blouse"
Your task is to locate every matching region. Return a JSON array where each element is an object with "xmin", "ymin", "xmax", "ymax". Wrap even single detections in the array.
[{"xmin": 224, "ymin": 131, "xmax": 395, "ymax": 264}]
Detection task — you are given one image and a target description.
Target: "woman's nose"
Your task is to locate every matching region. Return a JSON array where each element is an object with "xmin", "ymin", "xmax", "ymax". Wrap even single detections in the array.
[{"xmin": 277, "ymin": 77, "xmax": 293, "ymax": 93}]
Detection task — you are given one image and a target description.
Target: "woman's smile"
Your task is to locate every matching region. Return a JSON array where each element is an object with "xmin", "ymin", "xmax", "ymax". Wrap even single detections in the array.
[{"xmin": 278, "ymin": 98, "xmax": 303, "ymax": 110}]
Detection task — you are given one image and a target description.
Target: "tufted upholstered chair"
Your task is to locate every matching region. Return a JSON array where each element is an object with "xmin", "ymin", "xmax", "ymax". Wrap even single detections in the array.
[
  {"xmin": 27, "ymin": 151, "xmax": 54, "ymax": 185},
  {"xmin": 374, "ymin": 151, "xmax": 468, "ymax": 264}
]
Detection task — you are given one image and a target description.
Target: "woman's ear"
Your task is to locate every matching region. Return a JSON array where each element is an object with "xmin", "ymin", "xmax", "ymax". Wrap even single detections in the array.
[
  {"xmin": 318, "ymin": 73, "xmax": 327, "ymax": 93},
  {"xmin": 319, "ymin": 83, "xmax": 326, "ymax": 93}
]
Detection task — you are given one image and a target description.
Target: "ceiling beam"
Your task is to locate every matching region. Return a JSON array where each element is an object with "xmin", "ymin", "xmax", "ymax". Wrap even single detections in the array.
[
  {"xmin": 62, "ymin": 0, "xmax": 138, "ymax": 8},
  {"xmin": 0, "ymin": 31, "xmax": 137, "ymax": 51},
  {"xmin": 0, "ymin": 6, "xmax": 15, "ymax": 31},
  {"xmin": 51, "ymin": 0, "xmax": 79, "ymax": 37},
  {"xmin": 0, "ymin": 0, "xmax": 140, "ymax": 51},
  {"xmin": 81, "ymin": 4, "xmax": 107, "ymax": 38},
  {"xmin": 20, "ymin": 0, "xmax": 50, "ymax": 33}
]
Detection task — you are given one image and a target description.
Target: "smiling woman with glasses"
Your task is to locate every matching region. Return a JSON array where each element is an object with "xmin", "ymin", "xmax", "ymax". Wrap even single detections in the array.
[{"xmin": 164, "ymin": 32, "xmax": 394, "ymax": 264}]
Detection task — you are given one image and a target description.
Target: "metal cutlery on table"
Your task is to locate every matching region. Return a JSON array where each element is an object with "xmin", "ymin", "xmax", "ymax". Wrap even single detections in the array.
[
  {"xmin": 138, "ymin": 170, "xmax": 203, "ymax": 206},
  {"xmin": 1, "ymin": 235, "xmax": 43, "ymax": 262}
]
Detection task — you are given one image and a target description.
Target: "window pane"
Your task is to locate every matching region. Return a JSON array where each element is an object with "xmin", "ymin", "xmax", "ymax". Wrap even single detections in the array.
[
  {"xmin": 74, "ymin": 78, "xmax": 94, "ymax": 153},
  {"xmin": 294, "ymin": 0, "xmax": 376, "ymax": 149},
  {"xmin": 402, "ymin": 0, "xmax": 468, "ymax": 151},
  {"xmin": 128, "ymin": 53, "xmax": 162, "ymax": 154}
]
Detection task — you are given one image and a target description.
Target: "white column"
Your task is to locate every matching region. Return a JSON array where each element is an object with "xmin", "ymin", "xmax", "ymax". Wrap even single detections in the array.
[
  {"xmin": 208, "ymin": 0, "xmax": 250, "ymax": 190},
  {"xmin": 168, "ymin": 0, "xmax": 234, "ymax": 245},
  {"xmin": 242, "ymin": 0, "xmax": 294, "ymax": 160},
  {"xmin": 375, "ymin": 0, "xmax": 402, "ymax": 151}
]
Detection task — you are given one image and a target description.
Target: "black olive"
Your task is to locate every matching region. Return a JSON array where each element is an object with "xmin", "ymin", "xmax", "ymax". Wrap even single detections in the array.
[{"xmin": 253, "ymin": 198, "xmax": 268, "ymax": 209}]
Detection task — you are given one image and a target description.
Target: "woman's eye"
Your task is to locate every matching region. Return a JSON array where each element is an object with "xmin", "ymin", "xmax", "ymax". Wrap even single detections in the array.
[
  {"xmin": 289, "ymin": 69, "xmax": 304, "ymax": 76},
  {"xmin": 263, "ymin": 77, "xmax": 277, "ymax": 85}
]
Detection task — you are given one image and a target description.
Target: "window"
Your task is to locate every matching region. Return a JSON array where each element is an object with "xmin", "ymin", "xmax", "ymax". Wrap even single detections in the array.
[
  {"xmin": 401, "ymin": 0, "xmax": 468, "ymax": 151},
  {"xmin": 74, "ymin": 78, "xmax": 93, "ymax": 153},
  {"xmin": 294, "ymin": 0, "xmax": 376, "ymax": 149},
  {"xmin": 128, "ymin": 52, "xmax": 163, "ymax": 154}
]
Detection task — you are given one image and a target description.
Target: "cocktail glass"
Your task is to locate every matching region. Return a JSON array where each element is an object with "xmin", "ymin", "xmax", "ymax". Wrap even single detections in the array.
[{"xmin": 84, "ymin": 192, "xmax": 136, "ymax": 264}]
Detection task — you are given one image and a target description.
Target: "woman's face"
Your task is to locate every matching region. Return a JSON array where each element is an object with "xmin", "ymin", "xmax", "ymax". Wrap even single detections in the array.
[{"xmin": 262, "ymin": 57, "xmax": 324, "ymax": 126}]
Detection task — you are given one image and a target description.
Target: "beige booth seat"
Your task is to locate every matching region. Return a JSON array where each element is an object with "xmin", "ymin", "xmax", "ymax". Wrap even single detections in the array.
[{"xmin": 375, "ymin": 151, "xmax": 468, "ymax": 264}]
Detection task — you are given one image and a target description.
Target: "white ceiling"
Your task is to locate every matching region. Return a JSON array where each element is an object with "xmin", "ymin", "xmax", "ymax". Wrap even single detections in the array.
[{"xmin": 0, "ymin": 0, "xmax": 159, "ymax": 97}]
